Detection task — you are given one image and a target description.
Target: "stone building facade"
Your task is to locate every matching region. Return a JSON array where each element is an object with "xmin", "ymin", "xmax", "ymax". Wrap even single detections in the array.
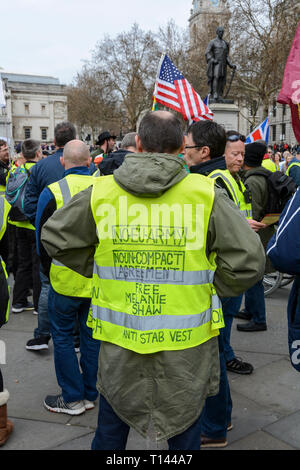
[{"xmin": 0, "ymin": 72, "xmax": 68, "ymax": 149}]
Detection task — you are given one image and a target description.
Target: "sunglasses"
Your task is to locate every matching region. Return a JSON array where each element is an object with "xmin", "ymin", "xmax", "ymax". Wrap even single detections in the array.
[{"xmin": 227, "ymin": 134, "xmax": 246, "ymax": 143}]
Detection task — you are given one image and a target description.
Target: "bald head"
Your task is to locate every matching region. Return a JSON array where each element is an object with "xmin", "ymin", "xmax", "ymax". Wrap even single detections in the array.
[{"xmin": 61, "ymin": 140, "xmax": 91, "ymax": 169}]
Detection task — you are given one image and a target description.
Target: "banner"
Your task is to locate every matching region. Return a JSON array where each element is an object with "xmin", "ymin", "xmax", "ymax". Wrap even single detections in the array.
[{"xmin": 277, "ymin": 22, "xmax": 300, "ymax": 143}]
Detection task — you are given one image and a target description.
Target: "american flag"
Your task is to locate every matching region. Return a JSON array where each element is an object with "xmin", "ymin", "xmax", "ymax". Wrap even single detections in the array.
[{"xmin": 153, "ymin": 54, "xmax": 213, "ymax": 122}]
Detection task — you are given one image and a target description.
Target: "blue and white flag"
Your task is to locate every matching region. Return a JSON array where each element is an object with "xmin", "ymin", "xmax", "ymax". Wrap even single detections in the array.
[
  {"xmin": 203, "ymin": 94, "xmax": 210, "ymax": 107},
  {"xmin": 246, "ymin": 117, "xmax": 270, "ymax": 144}
]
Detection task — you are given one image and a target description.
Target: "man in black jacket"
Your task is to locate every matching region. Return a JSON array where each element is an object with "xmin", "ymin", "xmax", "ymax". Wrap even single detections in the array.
[{"xmin": 97, "ymin": 132, "xmax": 137, "ymax": 176}]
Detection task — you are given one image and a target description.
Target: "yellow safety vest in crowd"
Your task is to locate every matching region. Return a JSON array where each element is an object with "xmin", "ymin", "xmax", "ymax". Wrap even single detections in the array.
[
  {"xmin": 0, "ymin": 165, "xmax": 9, "ymax": 196},
  {"xmin": 262, "ymin": 158, "xmax": 277, "ymax": 172},
  {"xmin": 7, "ymin": 162, "xmax": 35, "ymax": 231},
  {"xmin": 88, "ymin": 173, "xmax": 224, "ymax": 354},
  {"xmin": 0, "ymin": 196, "xmax": 11, "ymax": 324},
  {"xmin": 48, "ymin": 174, "xmax": 94, "ymax": 298},
  {"xmin": 286, "ymin": 161, "xmax": 300, "ymax": 176},
  {"xmin": 209, "ymin": 169, "xmax": 252, "ymax": 220}
]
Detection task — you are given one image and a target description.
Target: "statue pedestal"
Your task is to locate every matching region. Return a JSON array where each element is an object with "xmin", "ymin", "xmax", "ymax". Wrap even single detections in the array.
[{"xmin": 210, "ymin": 102, "xmax": 240, "ymax": 132}]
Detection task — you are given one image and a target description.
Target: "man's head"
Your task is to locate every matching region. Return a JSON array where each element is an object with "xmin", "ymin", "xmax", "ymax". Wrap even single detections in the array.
[
  {"xmin": 183, "ymin": 121, "xmax": 226, "ymax": 169},
  {"xmin": 96, "ymin": 131, "xmax": 116, "ymax": 153},
  {"xmin": 54, "ymin": 121, "xmax": 77, "ymax": 148},
  {"xmin": 120, "ymin": 132, "xmax": 137, "ymax": 152},
  {"xmin": 267, "ymin": 146, "xmax": 273, "ymax": 158},
  {"xmin": 0, "ymin": 139, "xmax": 9, "ymax": 164},
  {"xmin": 225, "ymin": 131, "xmax": 246, "ymax": 175},
  {"xmin": 243, "ymin": 142, "xmax": 267, "ymax": 170},
  {"xmin": 136, "ymin": 111, "xmax": 184, "ymax": 154},
  {"xmin": 60, "ymin": 140, "xmax": 91, "ymax": 170},
  {"xmin": 21, "ymin": 139, "xmax": 42, "ymax": 162},
  {"xmin": 216, "ymin": 26, "xmax": 224, "ymax": 39}
]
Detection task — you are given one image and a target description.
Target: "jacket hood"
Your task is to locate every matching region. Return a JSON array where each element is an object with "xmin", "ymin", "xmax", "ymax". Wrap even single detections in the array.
[
  {"xmin": 190, "ymin": 156, "xmax": 226, "ymax": 176},
  {"xmin": 243, "ymin": 166, "xmax": 272, "ymax": 178},
  {"xmin": 113, "ymin": 153, "xmax": 188, "ymax": 197}
]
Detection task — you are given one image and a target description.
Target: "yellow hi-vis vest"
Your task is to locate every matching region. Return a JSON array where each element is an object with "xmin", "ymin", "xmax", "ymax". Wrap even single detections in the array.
[
  {"xmin": 88, "ymin": 173, "xmax": 224, "ymax": 354},
  {"xmin": 286, "ymin": 161, "xmax": 300, "ymax": 176},
  {"xmin": 209, "ymin": 169, "xmax": 252, "ymax": 220},
  {"xmin": 48, "ymin": 174, "xmax": 94, "ymax": 298},
  {"xmin": 0, "ymin": 196, "xmax": 11, "ymax": 324},
  {"xmin": 262, "ymin": 158, "xmax": 277, "ymax": 172}
]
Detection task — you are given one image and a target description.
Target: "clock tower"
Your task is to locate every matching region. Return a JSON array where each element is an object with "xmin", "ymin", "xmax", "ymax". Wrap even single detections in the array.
[{"xmin": 189, "ymin": 0, "xmax": 230, "ymax": 42}]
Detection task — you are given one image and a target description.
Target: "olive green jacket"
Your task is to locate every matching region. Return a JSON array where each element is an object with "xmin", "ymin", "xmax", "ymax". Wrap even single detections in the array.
[
  {"xmin": 243, "ymin": 167, "xmax": 276, "ymax": 274},
  {"xmin": 41, "ymin": 153, "xmax": 265, "ymax": 441}
]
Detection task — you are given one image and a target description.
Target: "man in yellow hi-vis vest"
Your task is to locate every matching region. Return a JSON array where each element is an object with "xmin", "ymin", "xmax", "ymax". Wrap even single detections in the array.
[
  {"xmin": 41, "ymin": 111, "xmax": 265, "ymax": 450},
  {"xmin": 36, "ymin": 140, "xmax": 100, "ymax": 416},
  {"xmin": 7, "ymin": 139, "xmax": 42, "ymax": 315}
]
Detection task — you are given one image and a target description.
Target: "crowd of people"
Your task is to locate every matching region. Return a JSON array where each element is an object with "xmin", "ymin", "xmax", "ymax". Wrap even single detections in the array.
[{"xmin": 0, "ymin": 113, "xmax": 299, "ymax": 450}]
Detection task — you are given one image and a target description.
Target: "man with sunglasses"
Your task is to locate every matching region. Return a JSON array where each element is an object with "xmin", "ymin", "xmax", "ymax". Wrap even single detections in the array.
[{"xmin": 183, "ymin": 124, "xmax": 265, "ymax": 448}]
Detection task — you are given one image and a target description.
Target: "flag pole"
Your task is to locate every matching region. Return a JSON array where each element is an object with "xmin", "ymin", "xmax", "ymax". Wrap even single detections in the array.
[{"xmin": 152, "ymin": 53, "xmax": 166, "ymax": 111}]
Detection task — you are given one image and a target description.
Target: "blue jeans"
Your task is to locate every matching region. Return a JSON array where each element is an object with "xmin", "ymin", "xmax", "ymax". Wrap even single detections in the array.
[
  {"xmin": 222, "ymin": 296, "xmax": 243, "ymax": 362},
  {"xmin": 244, "ymin": 279, "xmax": 266, "ymax": 324},
  {"xmin": 48, "ymin": 286, "xmax": 100, "ymax": 403},
  {"xmin": 91, "ymin": 394, "xmax": 202, "ymax": 450},
  {"xmin": 34, "ymin": 269, "xmax": 51, "ymax": 339},
  {"xmin": 199, "ymin": 334, "xmax": 232, "ymax": 439}
]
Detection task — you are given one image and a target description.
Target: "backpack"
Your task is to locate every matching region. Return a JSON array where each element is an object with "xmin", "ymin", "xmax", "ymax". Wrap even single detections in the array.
[
  {"xmin": 245, "ymin": 169, "xmax": 296, "ymax": 215},
  {"xmin": 5, "ymin": 163, "xmax": 33, "ymax": 222}
]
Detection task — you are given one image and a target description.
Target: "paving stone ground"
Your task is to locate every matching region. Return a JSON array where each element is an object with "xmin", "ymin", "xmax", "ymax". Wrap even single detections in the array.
[{"xmin": 1, "ymin": 278, "xmax": 299, "ymax": 451}]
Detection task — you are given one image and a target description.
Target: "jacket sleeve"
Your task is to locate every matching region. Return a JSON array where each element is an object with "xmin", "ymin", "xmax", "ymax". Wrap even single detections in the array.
[
  {"xmin": 23, "ymin": 164, "xmax": 40, "ymax": 225},
  {"xmin": 289, "ymin": 165, "xmax": 300, "ymax": 187},
  {"xmin": 35, "ymin": 188, "xmax": 57, "ymax": 277},
  {"xmin": 244, "ymin": 175, "xmax": 267, "ymax": 222},
  {"xmin": 267, "ymin": 189, "xmax": 300, "ymax": 275},
  {"xmin": 207, "ymin": 188, "xmax": 266, "ymax": 297},
  {"xmin": 41, "ymin": 186, "xmax": 97, "ymax": 278}
]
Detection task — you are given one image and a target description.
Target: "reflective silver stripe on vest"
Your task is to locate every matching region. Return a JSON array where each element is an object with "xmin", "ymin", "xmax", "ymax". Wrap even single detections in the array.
[
  {"xmin": 94, "ymin": 262, "xmax": 215, "ymax": 285},
  {"xmin": 0, "ymin": 197, "xmax": 4, "ymax": 223},
  {"xmin": 209, "ymin": 172, "xmax": 239, "ymax": 206},
  {"xmin": 91, "ymin": 304, "xmax": 213, "ymax": 330},
  {"xmin": 241, "ymin": 209, "xmax": 252, "ymax": 218},
  {"xmin": 58, "ymin": 178, "xmax": 72, "ymax": 205},
  {"xmin": 52, "ymin": 259, "xmax": 67, "ymax": 268},
  {"xmin": 212, "ymin": 293, "xmax": 222, "ymax": 311},
  {"xmin": 94, "ymin": 169, "xmax": 101, "ymax": 177}
]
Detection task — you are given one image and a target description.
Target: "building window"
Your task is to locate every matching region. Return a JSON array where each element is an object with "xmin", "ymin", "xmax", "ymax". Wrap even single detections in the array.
[
  {"xmin": 272, "ymin": 125, "xmax": 276, "ymax": 142},
  {"xmin": 272, "ymin": 101, "xmax": 277, "ymax": 118},
  {"xmin": 24, "ymin": 127, "xmax": 31, "ymax": 139},
  {"xmin": 24, "ymin": 103, "xmax": 30, "ymax": 115},
  {"xmin": 282, "ymin": 104, "xmax": 286, "ymax": 117},
  {"xmin": 41, "ymin": 128, "xmax": 48, "ymax": 141},
  {"xmin": 281, "ymin": 123, "xmax": 286, "ymax": 140},
  {"xmin": 41, "ymin": 105, "xmax": 46, "ymax": 115}
]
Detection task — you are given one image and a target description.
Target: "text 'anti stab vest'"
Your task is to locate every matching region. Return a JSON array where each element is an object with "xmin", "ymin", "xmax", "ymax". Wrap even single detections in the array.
[
  {"xmin": 89, "ymin": 173, "xmax": 224, "ymax": 354},
  {"xmin": 48, "ymin": 174, "xmax": 94, "ymax": 298}
]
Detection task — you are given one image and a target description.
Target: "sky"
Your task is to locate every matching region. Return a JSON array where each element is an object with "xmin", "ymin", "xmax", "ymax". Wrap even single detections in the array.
[{"xmin": 1, "ymin": 0, "xmax": 191, "ymax": 85}]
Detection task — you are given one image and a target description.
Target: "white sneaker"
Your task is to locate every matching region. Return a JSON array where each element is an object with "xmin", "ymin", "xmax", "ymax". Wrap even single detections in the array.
[
  {"xmin": 84, "ymin": 399, "xmax": 95, "ymax": 410},
  {"xmin": 44, "ymin": 394, "xmax": 86, "ymax": 415}
]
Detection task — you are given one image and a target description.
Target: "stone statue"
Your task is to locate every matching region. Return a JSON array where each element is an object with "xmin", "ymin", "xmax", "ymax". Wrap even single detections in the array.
[{"xmin": 205, "ymin": 26, "xmax": 236, "ymax": 102}]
